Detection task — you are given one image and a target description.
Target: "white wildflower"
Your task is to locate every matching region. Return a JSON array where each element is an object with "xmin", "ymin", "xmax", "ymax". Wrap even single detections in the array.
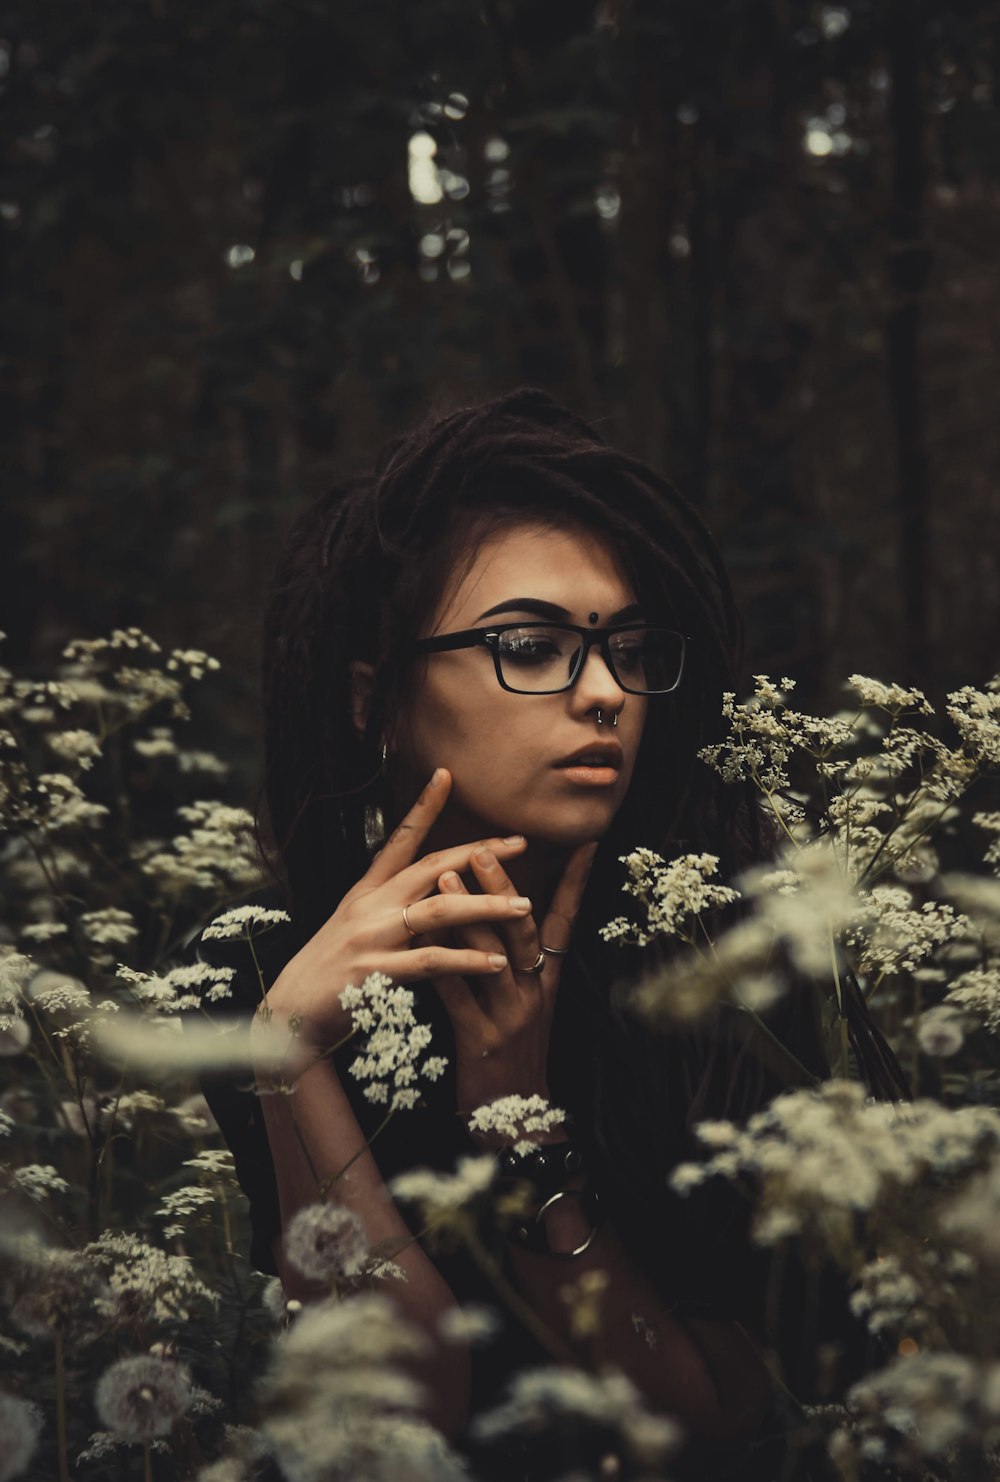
[
  {"xmin": 28, "ymin": 971, "xmax": 91, "ymax": 1017},
  {"xmin": 846, "ymin": 676, "xmax": 933, "ymax": 714},
  {"xmin": 390, "ymin": 1156, "xmax": 496, "ymax": 1215},
  {"xmin": 741, "ymin": 840, "xmax": 858, "ymax": 977},
  {"xmin": 18, "ymin": 920, "xmax": 68, "ymax": 943},
  {"xmin": 155, "ymin": 1185, "xmax": 219, "ymax": 1240},
  {"xmin": 201, "ymin": 904, "xmax": 290, "ymax": 940},
  {"xmin": 183, "ymin": 1149, "xmax": 236, "ymax": 1178},
  {"xmin": 285, "ymin": 1203, "xmax": 369, "ymax": 1282},
  {"xmin": 79, "ymin": 908, "xmax": 138, "ymax": 946},
  {"xmin": 471, "ymin": 1366, "xmax": 679, "ymax": 1467},
  {"xmin": 845, "ymin": 1351, "xmax": 1000, "ymax": 1462},
  {"xmin": 166, "ymin": 648, "xmax": 221, "ymax": 680},
  {"xmin": 35, "ymin": 772, "xmax": 109, "ymax": 830},
  {"xmin": 141, "ymin": 803, "xmax": 261, "ymax": 897},
  {"xmin": 0, "ymin": 951, "xmax": 32, "ymax": 1032},
  {"xmin": 945, "ymin": 965, "xmax": 1000, "ymax": 1034},
  {"xmin": 438, "ymin": 1304, "xmax": 500, "ymax": 1345},
  {"xmin": 132, "ymin": 727, "xmax": 178, "ymax": 759},
  {"xmin": 849, "ymin": 1255, "xmax": 927, "ymax": 1336},
  {"xmin": 7, "ymin": 1164, "xmax": 70, "ymax": 1201},
  {"xmin": 84, "ymin": 1233, "xmax": 216, "ymax": 1326},
  {"xmin": 939, "ymin": 1157, "xmax": 1000, "ymax": 1266},
  {"xmin": 847, "ymin": 887, "xmax": 963, "ymax": 977},
  {"xmin": 340, "ymin": 973, "xmax": 449, "ymax": 1111},
  {"xmin": 0, "ymin": 1390, "xmax": 43, "ymax": 1482},
  {"xmin": 257, "ymin": 1294, "xmax": 463, "ymax": 1482},
  {"xmin": 46, "ymin": 729, "xmax": 102, "ymax": 770},
  {"xmin": 947, "ymin": 682, "xmax": 1000, "ymax": 769},
  {"xmin": 467, "ymin": 1094, "xmax": 566, "ymax": 1153},
  {"xmin": 95, "ymin": 1355, "xmax": 192, "ymax": 1442},
  {"xmin": 601, "ymin": 849, "xmax": 739, "ymax": 948}
]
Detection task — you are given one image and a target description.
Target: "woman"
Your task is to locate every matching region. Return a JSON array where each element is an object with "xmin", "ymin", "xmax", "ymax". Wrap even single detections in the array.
[{"xmin": 195, "ymin": 388, "xmax": 881, "ymax": 1479}]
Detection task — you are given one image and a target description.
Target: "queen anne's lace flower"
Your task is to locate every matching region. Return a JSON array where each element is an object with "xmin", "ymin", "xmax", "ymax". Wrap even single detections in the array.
[
  {"xmin": 339, "ymin": 973, "xmax": 448, "ymax": 1111},
  {"xmin": 846, "ymin": 675, "xmax": 934, "ymax": 714},
  {"xmin": 201, "ymin": 904, "xmax": 290, "ymax": 940},
  {"xmin": 95, "ymin": 1355, "xmax": 192, "ymax": 1441},
  {"xmin": 79, "ymin": 908, "xmax": 139, "ymax": 946},
  {"xmin": 471, "ymin": 1365, "xmax": 679, "ymax": 1468},
  {"xmin": 390, "ymin": 1156, "xmax": 496, "ymax": 1215},
  {"xmin": 46, "ymin": 729, "xmax": 102, "ymax": 770},
  {"xmin": 601, "ymin": 849, "xmax": 739, "ymax": 947},
  {"xmin": 83, "ymin": 1233, "xmax": 216, "ymax": 1326},
  {"xmin": 466, "ymin": 1094, "xmax": 566, "ymax": 1153}
]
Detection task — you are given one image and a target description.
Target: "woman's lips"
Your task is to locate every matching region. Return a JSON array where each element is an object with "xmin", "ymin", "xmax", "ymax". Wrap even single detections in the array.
[{"xmin": 553, "ymin": 764, "xmax": 620, "ymax": 786}]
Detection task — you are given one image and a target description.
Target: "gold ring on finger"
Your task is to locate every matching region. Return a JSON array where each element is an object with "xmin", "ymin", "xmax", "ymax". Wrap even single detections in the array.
[
  {"xmin": 514, "ymin": 951, "xmax": 546, "ymax": 974},
  {"xmin": 402, "ymin": 904, "xmax": 418, "ymax": 937},
  {"xmin": 540, "ymin": 944, "xmax": 569, "ymax": 956}
]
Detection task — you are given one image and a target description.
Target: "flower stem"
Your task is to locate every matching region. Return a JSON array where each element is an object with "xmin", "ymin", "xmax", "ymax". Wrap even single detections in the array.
[{"xmin": 144, "ymin": 1440, "xmax": 153, "ymax": 1482}]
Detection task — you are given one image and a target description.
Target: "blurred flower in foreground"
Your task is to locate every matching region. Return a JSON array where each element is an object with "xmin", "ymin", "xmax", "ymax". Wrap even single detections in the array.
[
  {"xmin": 285, "ymin": 1203, "xmax": 369, "ymax": 1283},
  {"xmin": 0, "ymin": 1390, "xmax": 42, "ymax": 1481}
]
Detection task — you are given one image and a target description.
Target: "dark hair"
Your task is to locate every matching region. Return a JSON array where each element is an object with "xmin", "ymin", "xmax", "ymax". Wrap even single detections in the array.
[{"xmin": 256, "ymin": 387, "xmax": 902, "ymax": 1340}]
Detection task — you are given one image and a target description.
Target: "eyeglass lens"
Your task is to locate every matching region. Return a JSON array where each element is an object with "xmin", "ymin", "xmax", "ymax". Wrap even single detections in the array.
[{"xmin": 495, "ymin": 625, "xmax": 682, "ymax": 694}]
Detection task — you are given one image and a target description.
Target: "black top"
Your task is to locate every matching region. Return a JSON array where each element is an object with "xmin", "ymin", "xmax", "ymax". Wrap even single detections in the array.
[{"xmin": 181, "ymin": 887, "xmax": 876, "ymax": 1482}]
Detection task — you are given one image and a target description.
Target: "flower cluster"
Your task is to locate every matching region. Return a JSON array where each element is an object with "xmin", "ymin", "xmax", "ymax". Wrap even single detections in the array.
[
  {"xmin": 466, "ymin": 1093, "xmax": 566, "ymax": 1153},
  {"xmin": 600, "ymin": 849, "xmax": 740, "ymax": 948},
  {"xmin": 339, "ymin": 973, "xmax": 448, "ymax": 1111}
]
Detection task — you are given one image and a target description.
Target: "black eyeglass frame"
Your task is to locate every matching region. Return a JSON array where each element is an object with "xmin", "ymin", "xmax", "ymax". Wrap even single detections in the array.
[{"xmin": 409, "ymin": 622, "xmax": 689, "ymax": 696}]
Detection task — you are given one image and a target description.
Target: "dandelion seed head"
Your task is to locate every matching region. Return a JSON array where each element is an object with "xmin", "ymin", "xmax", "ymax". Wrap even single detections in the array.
[
  {"xmin": 285, "ymin": 1203, "xmax": 369, "ymax": 1282},
  {"xmin": 95, "ymin": 1354, "xmax": 192, "ymax": 1441}
]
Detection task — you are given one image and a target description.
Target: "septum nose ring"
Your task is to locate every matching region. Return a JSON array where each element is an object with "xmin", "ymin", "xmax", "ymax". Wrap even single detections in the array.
[{"xmin": 596, "ymin": 709, "xmax": 618, "ymax": 728}]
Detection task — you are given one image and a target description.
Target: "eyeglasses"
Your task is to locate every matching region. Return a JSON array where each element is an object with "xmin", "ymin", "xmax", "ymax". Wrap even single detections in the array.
[{"xmin": 410, "ymin": 622, "xmax": 688, "ymax": 695}]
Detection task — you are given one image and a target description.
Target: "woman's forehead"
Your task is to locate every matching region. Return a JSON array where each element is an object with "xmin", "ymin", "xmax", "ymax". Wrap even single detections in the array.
[{"xmin": 432, "ymin": 519, "xmax": 636, "ymax": 628}]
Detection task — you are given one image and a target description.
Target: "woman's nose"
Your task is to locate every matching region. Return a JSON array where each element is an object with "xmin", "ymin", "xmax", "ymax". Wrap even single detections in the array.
[{"xmin": 571, "ymin": 644, "xmax": 623, "ymax": 708}]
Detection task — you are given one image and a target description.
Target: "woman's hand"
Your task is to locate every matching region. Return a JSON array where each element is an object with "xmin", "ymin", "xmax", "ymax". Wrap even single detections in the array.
[
  {"xmin": 431, "ymin": 837, "xmax": 597, "ymax": 1118},
  {"xmin": 260, "ymin": 768, "xmax": 534, "ymax": 1044}
]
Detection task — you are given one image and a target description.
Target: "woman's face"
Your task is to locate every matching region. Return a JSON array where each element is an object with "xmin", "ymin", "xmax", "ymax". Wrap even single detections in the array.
[{"xmin": 395, "ymin": 521, "xmax": 649, "ymax": 848}]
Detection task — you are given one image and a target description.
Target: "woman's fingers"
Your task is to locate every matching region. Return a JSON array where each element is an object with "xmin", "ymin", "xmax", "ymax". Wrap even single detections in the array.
[
  {"xmin": 464, "ymin": 848, "xmax": 542, "ymax": 974},
  {"xmin": 540, "ymin": 841, "xmax": 598, "ymax": 951},
  {"xmin": 400, "ymin": 887, "xmax": 532, "ymax": 938}
]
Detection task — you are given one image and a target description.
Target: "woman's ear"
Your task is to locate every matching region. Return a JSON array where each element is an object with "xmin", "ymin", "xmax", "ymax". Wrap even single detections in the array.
[{"xmin": 348, "ymin": 661, "xmax": 376, "ymax": 741}]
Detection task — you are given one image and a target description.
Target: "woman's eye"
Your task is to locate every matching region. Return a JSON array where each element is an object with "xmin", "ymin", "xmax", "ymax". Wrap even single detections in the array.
[
  {"xmin": 611, "ymin": 640, "xmax": 644, "ymax": 670},
  {"xmin": 501, "ymin": 633, "xmax": 559, "ymax": 664}
]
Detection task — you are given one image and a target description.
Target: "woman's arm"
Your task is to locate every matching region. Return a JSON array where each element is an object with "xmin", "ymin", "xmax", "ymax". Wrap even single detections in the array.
[
  {"xmin": 252, "ymin": 999, "xmax": 473, "ymax": 1441},
  {"xmin": 496, "ymin": 1157, "xmax": 773, "ymax": 1446}
]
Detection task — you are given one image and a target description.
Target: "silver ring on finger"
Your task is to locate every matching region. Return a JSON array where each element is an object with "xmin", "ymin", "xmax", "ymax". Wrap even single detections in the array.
[
  {"xmin": 402, "ymin": 903, "xmax": 418, "ymax": 937},
  {"xmin": 514, "ymin": 950, "xmax": 546, "ymax": 975},
  {"xmin": 540, "ymin": 944, "xmax": 569, "ymax": 956}
]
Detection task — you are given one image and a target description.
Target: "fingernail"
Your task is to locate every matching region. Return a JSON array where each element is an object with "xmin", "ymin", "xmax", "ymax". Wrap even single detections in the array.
[
  {"xmin": 440, "ymin": 871, "xmax": 460, "ymax": 891},
  {"xmin": 428, "ymin": 768, "xmax": 443, "ymax": 787},
  {"xmin": 475, "ymin": 847, "xmax": 496, "ymax": 866},
  {"xmin": 488, "ymin": 954, "xmax": 507, "ymax": 970},
  {"xmin": 509, "ymin": 896, "xmax": 531, "ymax": 911},
  {"xmin": 502, "ymin": 835, "xmax": 525, "ymax": 845}
]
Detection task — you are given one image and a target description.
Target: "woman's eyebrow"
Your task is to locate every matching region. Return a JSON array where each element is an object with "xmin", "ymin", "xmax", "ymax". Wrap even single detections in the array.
[{"xmin": 475, "ymin": 598, "xmax": 644, "ymax": 622}]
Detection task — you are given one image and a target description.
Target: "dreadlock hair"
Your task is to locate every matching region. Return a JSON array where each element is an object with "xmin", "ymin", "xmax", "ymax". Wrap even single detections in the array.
[{"xmin": 256, "ymin": 386, "xmax": 900, "ymax": 1348}]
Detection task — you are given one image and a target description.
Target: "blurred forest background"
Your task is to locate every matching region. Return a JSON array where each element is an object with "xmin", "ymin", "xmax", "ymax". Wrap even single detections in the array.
[{"xmin": 1, "ymin": 0, "xmax": 998, "ymax": 791}]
